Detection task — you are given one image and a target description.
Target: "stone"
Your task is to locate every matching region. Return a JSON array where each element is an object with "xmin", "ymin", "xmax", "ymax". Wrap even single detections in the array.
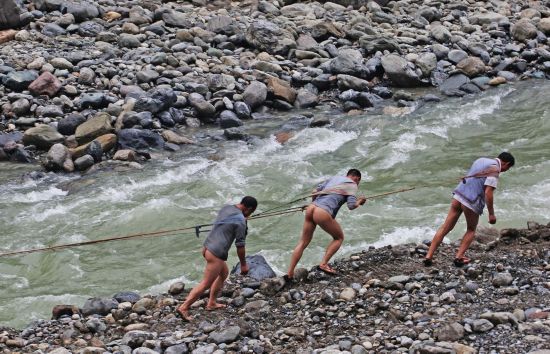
[
  {"xmin": 337, "ymin": 74, "xmax": 369, "ymax": 91},
  {"xmin": 310, "ymin": 116, "xmax": 331, "ymax": 127},
  {"xmin": 58, "ymin": 113, "xmax": 86, "ymax": 136},
  {"xmin": 44, "ymin": 143, "xmax": 70, "ymax": 171},
  {"xmin": 11, "ymin": 98, "xmax": 30, "ymax": 115},
  {"xmin": 456, "ymin": 57, "xmax": 486, "ymax": 77},
  {"xmin": 22, "ymin": 125, "xmax": 64, "ymax": 150},
  {"xmin": 168, "ymin": 282, "xmax": 185, "ymax": 296},
  {"xmin": 112, "ymin": 149, "xmax": 137, "ymax": 162},
  {"xmin": 113, "ymin": 291, "xmax": 140, "ymax": 303},
  {"xmin": 295, "ymin": 88, "xmax": 318, "ymax": 108},
  {"xmin": 339, "ymin": 287, "xmax": 356, "ymax": 301},
  {"xmin": 416, "ymin": 52, "xmax": 437, "ymax": 77},
  {"xmin": 208, "ymin": 326, "xmax": 240, "ymax": 344},
  {"xmin": 121, "ymin": 330, "xmax": 155, "ymax": 348},
  {"xmin": 60, "ymin": 2, "xmax": 99, "ymax": 22},
  {"xmin": 430, "ymin": 25, "xmax": 452, "ymax": 43},
  {"xmin": 117, "ymin": 129, "xmax": 164, "ymax": 150},
  {"xmin": 134, "ymin": 87, "xmax": 177, "ymax": 114},
  {"xmin": 132, "ymin": 298, "xmax": 155, "ymax": 314},
  {"xmin": 136, "ymin": 69, "xmax": 159, "ymax": 84},
  {"xmin": 435, "ymin": 322, "xmax": 464, "ymax": 341},
  {"xmin": 119, "ymin": 33, "xmax": 141, "ymax": 48},
  {"xmin": 231, "ymin": 254, "xmax": 276, "ymax": 280},
  {"xmin": 381, "ymin": 54, "xmax": 423, "ymax": 87},
  {"xmin": 79, "ymin": 67, "xmax": 96, "ymax": 85},
  {"xmin": 489, "ymin": 77, "xmax": 507, "ymax": 86},
  {"xmin": 480, "ymin": 311, "xmax": 518, "ymax": 326},
  {"xmin": 439, "ymin": 74, "xmax": 470, "ymax": 93},
  {"xmin": 243, "ymin": 81, "xmax": 267, "ymax": 109},
  {"xmin": 207, "ymin": 15, "xmax": 237, "ymax": 35},
  {"xmin": 42, "ymin": 23, "xmax": 66, "ymax": 37},
  {"xmin": 329, "ymin": 49, "xmax": 365, "ymax": 76},
  {"xmin": 0, "ymin": 0, "xmax": 20, "ymax": 30},
  {"xmin": 50, "ymin": 58, "xmax": 73, "ymax": 71},
  {"xmin": 75, "ymin": 112, "xmax": 113, "ymax": 145},
  {"xmin": 447, "ymin": 49, "xmax": 469, "ymax": 64},
  {"xmin": 266, "ymin": 76, "xmax": 296, "ymax": 103},
  {"xmin": 70, "ymin": 134, "xmax": 117, "ymax": 159},
  {"xmin": 165, "ymin": 344, "xmax": 188, "ymax": 354},
  {"xmin": 219, "ymin": 110, "xmax": 243, "ymax": 129},
  {"xmin": 78, "ymin": 93, "xmax": 110, "ymax": 110},
  {"xmin": 162, "ymin": 10, "xmax": 195, "ymax": 28},
  {"xmin": 0, "ymin": 29, "xmax": 17, "ymax": 44},
  {"xmin": 511, "ymin": 19, "xmax": 538, "ymax": 42},
  {"xmin": 234, "ymin": 102, "xmax": 251, "ymax": 120},
  {"xmin": 388, "ymin": 275, "xmax": 410, "ymax": 283},
  {"xmin": 472, "ymin": 319, "xmax": 494, "ymax": 332},
  {"xmin": 539, "ymin": 18, "xmax": 550, "ymax": 36},
  {"xmin": 82, "ymin": 297, "xmax": 119, "ymax": 316},
  {"xmin": 74, "ymin": 155, "xmax": 94, "ymax": 171},
  {"xmin": 359, "ymin": 35, "xmax": 401, "ymax": 54},
  {"xmin": 224, "ymin": 128, "xmax": 248, "ymax": 141},
  {"xmin": 162, "ymin": 130, "xmax": 194, "ymax": 145},
  {"xmin": 492, "ymin": 272, "xmax": 513, "ymax": 287},
  {"xmin": 3, "ymin": 70, "xmax": 39, "ymax": 92},
  {"xmin": 28, "ymin": 72, "xmax": 62, "ymax": 97},
  {"xmin": 246, "ymin": 20, "xmax": 296, "ymax": 56},
  {"xmin": 52, "ymin": 305, "xmax": 80, "ymax": 319},
  {"xmin": 86, "ymin": 140, "xmax": 102, "ymax": 163}
]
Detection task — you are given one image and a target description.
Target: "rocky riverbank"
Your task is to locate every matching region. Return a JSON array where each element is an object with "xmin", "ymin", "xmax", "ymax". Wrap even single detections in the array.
[
  {"xmin": 0, "ymin": 0, "xmax": 549, "ymax": 172},
  {"xmin": 1, "ymin": 221, "xmax": 550, "ymax": 353}
]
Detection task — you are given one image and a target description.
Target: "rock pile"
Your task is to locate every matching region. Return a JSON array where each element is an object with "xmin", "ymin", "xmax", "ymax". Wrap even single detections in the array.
[
  {"xmin": 1, "ymin": 0, "xmax": 549, "ymax": 172},
  {"xmin": 2, "ymin": 221, "xmax": 550, "ymax": 353}
]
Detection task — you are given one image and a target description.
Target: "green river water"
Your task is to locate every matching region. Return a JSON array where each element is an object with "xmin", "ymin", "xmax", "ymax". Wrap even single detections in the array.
[{"xmin": 1, "ymin": 80, "xmax": 549, "ymax": 329}]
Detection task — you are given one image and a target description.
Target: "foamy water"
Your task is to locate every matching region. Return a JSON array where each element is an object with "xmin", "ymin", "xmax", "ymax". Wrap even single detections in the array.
[{"xmin": 1, "ymin": 81, "xmax": 549, "ymax": 328}]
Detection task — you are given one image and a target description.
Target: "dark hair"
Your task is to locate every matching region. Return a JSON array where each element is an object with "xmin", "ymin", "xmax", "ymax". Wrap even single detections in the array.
[
  {"xmin": 498, "ymin": 152, "xmax": 515, "ymax": 167},
  {"xmin": 240, "ymin": 196, "xmax": 258, "ymax": 209},
  {"xmin": 346, "ymin": 169, "xmax": 361, "ymax": 178}
]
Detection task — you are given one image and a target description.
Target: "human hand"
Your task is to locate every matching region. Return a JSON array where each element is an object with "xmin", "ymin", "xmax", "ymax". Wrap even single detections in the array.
[
  {"xmin": 240, "ymin": 263, "xmax": 249, "ymax": 275},
  {"xmin": 358, "ymin": 196, "xmax": 367, "ymax": 206},
  {"xmin": 488, "ymin": 214, "xmax": 497, "ymax": 224}
]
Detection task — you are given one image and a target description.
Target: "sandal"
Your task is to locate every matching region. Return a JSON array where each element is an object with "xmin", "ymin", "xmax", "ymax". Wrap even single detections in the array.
[
  {"xmin": 318, "ymin": 264, "xmax": 338, "ymax": 275},
  {"xmin": 423, "ymin": 258, "xmax": 433, "ymax": 267},
  {"xmin": 453, "ymin": 256, "xmax": 471, "ymax": 267}
]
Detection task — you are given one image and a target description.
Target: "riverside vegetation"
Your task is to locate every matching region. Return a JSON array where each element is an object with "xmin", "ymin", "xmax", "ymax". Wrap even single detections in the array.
[
  {"xmin": 1, "ymin": 222, "xmax": 550, "ymax": 353},
  {"xmin": 0, "ymin": 0, "xmax": 549, "ymax": 172}
]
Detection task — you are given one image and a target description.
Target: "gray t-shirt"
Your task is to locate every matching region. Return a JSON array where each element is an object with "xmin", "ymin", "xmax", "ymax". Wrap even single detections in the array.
[
  {"xmin": 203, "ymin": 205, "xmax": 247, "ymax": 261},
  {"xmin": 313, "ymin": 176, "xmax": 358, "ymax": 219}
]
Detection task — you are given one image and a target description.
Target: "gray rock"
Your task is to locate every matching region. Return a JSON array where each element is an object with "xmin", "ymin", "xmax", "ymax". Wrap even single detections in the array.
[
  {"xmin": 165, "ymin": 344, "xmax": 188, "ymax": 354},
  {"xmin": 119, "ymin": 34, "xmax": 141, "ymax": 48},
  {"xmin": 329, "ymin": 49, "xmax": 365, "ymax": 76},
  {"xmin": 243, "ymin": 81, "xmax": 267, "ymax": 109},
  {"xmin": 3, "ymin": 70, "xmax": 39, "ymax": 92},
  {"xmin": 208, "ymin": 326, "xmax": 240, "ymax": 344},
  {"xmin": 22, "ymin": 125, "xmax": 64, "ymax": 150},
  {"xmin": 511, "ymin": 19, "xmax": 538, "ymax": 42},
  {"xmin": 480, "ymin": 311, "xmax": 519, "ymax": 326},
  {"xmin": 86, "ymin": 318, "xmax": 106, "ymax": 333},
  {"xmin": 78, "ymin": 93, "xmax": 110, "ymax": 110},
  {"xmin": 169, "ymin": 282, "xmax": 185, "ymax": 296},
  {"xmin": 381, "ymin": 54, "xmax": 423, "ymax": 87},
  {"xmin": 58, "ymin": 113, "xmax": 86, "ymax": 136},
  {"xmin": 42, "ymin": 23, "xmax": 67, "ymax": 37},
  {"xmin": 430, "ymin": 25, "xmax": 452, "ymax": 43},
  {"xmin": 359, "ymin": 35, "xmax": 401, "ymax": 55},
  {"xmin": 416, "ymin": 52, "xmax": 437, "ymax": 77},
  {"xmin": 0, "ymin": 0, "xmax": 21, "ymax": 30},
  {"xmin": 86, "ymin": 140, "xmax": 102, "ymax": 163},
  {"xmin": 78, "ymin": 21, "xmax": 104, "ymax": 37},
  {"xmin": 74, "ymin": 154, "xmax": 94, "ymax": 171},
  {"xmin": 82, "ymin": 297, "xmax": 119, "ymax": 316},
  {"xmin": 435, "ymin": 322, "xmax": 464, "ymax": 341},
  {"xmin": 75, "ymin": 112, "xmax": 113, "ymax": 145},
  {"xmin": 60, "ymin": 2, "xmax": 99, "ymax": 22},
  {"xmin": 447, "ymin": 49, "xmax": 469, "ymax": 64},
  {"xmin": 207, "ymin": 15, "xmax": 237, "ymax": 35},
  {"xmin": 219, "ymin": 110, "xmax": 243, "ymax": 129},
  {"xmin": 44, "ymin": 143, "xmax": 70, "ymax": 171},
  {"xmin": 456, "ymin": 57, "xmax": 486, "ymax": 77},
  {"xmin": 121, "ymin": 330, "xmax": 155, "ymax": 348},
  {"xmin": 295, "ymin": 88, "xmax": 318, "ymax": 108},
  {"xmin": 339, "ymin": 288, "xmax": 356, "ymax": 301},
  {"xmin": 492, "ymin": 272, "xmax": 513, "ymax": 287},
  {"xmin": 117, "ymin": 129, "xmax": 165, "ymax": 150},
  {"xmin": 388, "ymin": 275, "xmax": 410, "ymax": 283},
  {"xmin": 113, "ymin": 291, "xmax": 141, "ymax": 303},
  {"xmin": 472, "ymin": 319, "xmax": 495, "ymax": 332},
  {"xmin": 233, "ymin": 101, "xmax": 251, "ymax": 119},
  {"xmin": 136, "ymin": 69, "xmax": 159, "ymax": 84},
  {"xmin": 188, "ymin": 93, "xmax": 216, "ymax": 120},
  {"xmin": 337, "ymin": 74, "xmax": 369, "ymax": 91},
  {"xmin": 231, "ymin": 254, "xmax": 276, "ymax": 280},
  {"xmin": 310, "ymin": 116, "xmax": 331, "ymax": 127},
  {"xmin": 162, "ymin": 10, "xmax": 195, "ymax": 28},
  {"xmin": 11, "ymin": 98, "xmax": 30, "ymax": 116},
  {"xmin": 246, "ymin": 20, "xmax": 296, "ymax": 55},
  {"xmin": 134, "ymin": 87, "xmax": 177, "ymax": 114},
  {"xmin": 439, "ymin": 74, "xmax": 470, "ymax": 93}
]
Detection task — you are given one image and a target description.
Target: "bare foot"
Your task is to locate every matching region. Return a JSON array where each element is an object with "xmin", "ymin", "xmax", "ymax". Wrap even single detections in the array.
[
  {"xmin": 206, "ymin": 303, "xmax": 227, "ymax": 311},
  {"xmin": 176, "ymin": 307, "xmax": 193, "ymax": 321}
]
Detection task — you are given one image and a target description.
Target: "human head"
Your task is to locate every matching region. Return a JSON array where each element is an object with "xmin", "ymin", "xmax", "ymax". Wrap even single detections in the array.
[
  {"xmin": 498, "ymin": 152, "xmax": 515, "ymax": 172},
  {"xmin": 238, "ymin": 196, "xmax": 258, "ymax": 217},
  {"xmin": 346, "ymin": 169, "xmax": 362, "ymax": 185}
]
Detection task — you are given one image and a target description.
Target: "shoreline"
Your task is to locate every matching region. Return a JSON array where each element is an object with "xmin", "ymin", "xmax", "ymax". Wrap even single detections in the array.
[
  {"xmin": 1, "ymin": 221, "xmax": 549, "ymax": 352},
  {"xmin": 1, "ymin": 0, "xmax": 549, "ymax": 174}
]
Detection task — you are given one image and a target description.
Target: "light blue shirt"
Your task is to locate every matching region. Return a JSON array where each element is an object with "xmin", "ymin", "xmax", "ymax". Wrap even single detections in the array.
[
  {"xmin": 313, "ymin": 176, "xmax": 358, "ymax": 218},
  {"xmin": 453, "ymin": 158, "xmax": 500, "ymax": 215}
]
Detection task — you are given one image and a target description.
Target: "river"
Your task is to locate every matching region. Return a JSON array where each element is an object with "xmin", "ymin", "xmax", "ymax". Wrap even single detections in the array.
[{"xmin": 1, "ymin": 80, "xmax": 549, "ymax": 329}]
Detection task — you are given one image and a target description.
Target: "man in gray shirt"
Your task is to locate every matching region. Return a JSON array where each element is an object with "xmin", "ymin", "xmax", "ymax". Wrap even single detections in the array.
[
  {"xmin": 287, "ymin": 169, "xmax": 367, "ymax": 278},
  {"xmin": 176, "ymin": 196, "xmax": 257, "ymax": 321}
]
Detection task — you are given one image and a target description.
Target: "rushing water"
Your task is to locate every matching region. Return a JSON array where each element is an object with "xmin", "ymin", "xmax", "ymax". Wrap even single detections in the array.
[{"xmin": 1, "ymin": 80, "xmax": 549, "ymax": 329}]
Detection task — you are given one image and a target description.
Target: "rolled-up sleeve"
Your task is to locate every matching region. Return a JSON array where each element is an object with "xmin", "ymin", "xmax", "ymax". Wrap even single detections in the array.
[
  {"xmin": 234, "ymin": 221, "xmax": 247, "ymax": 248},
  {"xmin": 485, "ymin": 176, "xmax": 499, "ymax": 189},
  {"xmin": 316, "ymin": 180, "xmax": 328, "ymax": 192},
  {"xmin": 346, "ymin": 195, "xmax": 358, "ymax": 209}
]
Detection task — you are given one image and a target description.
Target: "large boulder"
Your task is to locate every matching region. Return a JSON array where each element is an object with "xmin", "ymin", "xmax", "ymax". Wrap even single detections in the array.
[
  {"xmin": 0, "ymin": 0, "xmax": 21, "ymax": 30},
  {"xmin": 246, "ymin": 20, "xmax": 296, "ymax": 56},
  {"xmin": 75, "ymin": 112, "xmax": 113, "ymax": 145},
  {"xmin": 117, "ymin": 129, "xmax": 164, "ymax": 150},
  {"xmin": 243, "ymin": 81, "xmax": 267, "ymax": 109},
  {"xmin": 28, "ymin": 72, "xmax": 62, "ymax": 97},
  {"xmin": 456, "ymin": 57, "xmax": 486, "ymax": 77},
  {"xmin": 231, "ymin": 254, "xmax": 276, "ymax": 280},
  {"xmin": 22, "ymin": 125, "xmax": 64, "ymax": 150},
  {"xmin": 511, "ymin": 19, "xmax": 538, "ymax": 42},
  {"xmin": 381, "ymin": 54, "xmax": 423, "ymax": 87}
]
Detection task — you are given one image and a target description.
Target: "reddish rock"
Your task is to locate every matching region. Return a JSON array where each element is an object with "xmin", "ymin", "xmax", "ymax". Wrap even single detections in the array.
[
  {"xmin": 28, "ymin": 72, "xmax": 62, "ymax": 97},
  {"xmin": 52, "ymin": 305, "xmax": 80, "ymax": 319},
  {"xmin": 275, "ymin": 131, "xmax": 294, "ymax": 144},
  {"xmin": 0, "ymin": 29, "xmax": 17, "ymax": 44}
]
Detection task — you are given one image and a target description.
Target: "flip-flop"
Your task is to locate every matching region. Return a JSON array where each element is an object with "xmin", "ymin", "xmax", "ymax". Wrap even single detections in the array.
[
  {"xmin": 453, "ymin": 257, "xmax": 471, "ymax": 267},
  {"xmin": 423, "ymin": 258, "xmax": 433, "ymax": 267},
  {"xmin": 283, "ymin": 274, "xmax": 294, "ymax": 282},
  {"xmin": 317, "ymin": 264, "xmax": 338, "ymax": 275}
]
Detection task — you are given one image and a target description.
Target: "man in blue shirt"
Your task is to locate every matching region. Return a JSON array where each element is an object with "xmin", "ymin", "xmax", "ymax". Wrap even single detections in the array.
[
  {"xmin": 424, "ymin": 152, "xmax": 515, "ymax": 267},
  {"xmin": 176, "ymin": 196, "xmax": 257, "ymax": 321},
  {"xmin": 287, "ymin": 169, "xmax": 367, "ymax": 278}
]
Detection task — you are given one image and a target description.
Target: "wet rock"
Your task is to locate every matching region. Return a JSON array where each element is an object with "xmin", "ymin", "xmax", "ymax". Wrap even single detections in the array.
[
  {"xmin": 117, "ymin": 129, "xmax": 164, "ymax": 150},
  {"xmin": 511, "ymin": 19, "xmax": 538, "ymax": 42},
  {"xmin": 22, "ymin": 125, "xmax": 64, "ymax": 150},
  {"xmin": 82, "ymin": 297, "xmax": 118, "ymax": 317},
  {"xmin": 44, "ymin": 143, "xmax": 72, "ymax": 172},
  {"xmin": 77, "ymin": 93, "xmax": 110, "ymax": 110},
  {"xmin": 28, "ymin": 72, "xmax": 62, "ymax": 97},
  {"xmin": 86, "ymin": 140, "xmax": 102, "ymax": 163},
  {"xmin": 75, "ymin": 112, "xmax": 113, "ymax": 145},
  {"xmin": 381, "ymin": 54, "xmax": 423, "ymax": 87},
  {"xmin": 219, "ymin": 110, "xmax": 243, "ymax": 129},
  {"xmin": 224, "ymin": 127, "xmax": 248, "ymax": 141},
  {"xmin": 3, "ymin": 70, "xmax": 39, "ymax": 91},
  {"xmin": 231, "ymin": 254, "xmax": 276, "ymax": 280},
  {"xmin": 162, "ymin": 130, "xmax": 194, "ymax": 145},
  {"xmin": 74, "ymin": 154, "xmax": 94, "ymax": 171},
  {"xmin": 70, "ymin": 134, "xmax": 116, "ymax": 159}
]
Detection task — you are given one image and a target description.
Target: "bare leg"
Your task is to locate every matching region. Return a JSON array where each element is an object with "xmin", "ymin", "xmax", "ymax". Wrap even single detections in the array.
[
  {"xmin": 207, "ymin": 261, "xmax": 229, "ymax": 310},
  {"xmin": 177, "ymin": 249, "xmax": 224, "ymax": 320},
  {"xmin": 287, "ymin": 205, "xmax": 316, "ymax": 278},
  {"xmin": 315, "ymin": 208, "xmax": 345, "ymax": 269},
  {"xmin": 455, "ymin": 205, "xmax": 480, "ymax": 259},
  {"xmin": 425, "ymin": 199, "xmax": 463, "ymax": 260}
]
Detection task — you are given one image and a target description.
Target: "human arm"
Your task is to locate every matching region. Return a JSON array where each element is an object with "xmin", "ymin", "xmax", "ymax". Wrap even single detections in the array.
[
  {"xmin": 235, "ymin": 220, "xmax": 248, "ymax": 274},
  {"xmin": 347, "ymin": 195, "xmax": 367, "ymax": 210},
  {"xmin": 236, "ymin": 246, "xmax": 248, "ymax": 274},
  {"xmin": 485, "ymin": 185, "xmax": 496, "ymax": 224},
  {"xmin": 312, "ymin": 180, "xmax": 328, "ymax": 201}
]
